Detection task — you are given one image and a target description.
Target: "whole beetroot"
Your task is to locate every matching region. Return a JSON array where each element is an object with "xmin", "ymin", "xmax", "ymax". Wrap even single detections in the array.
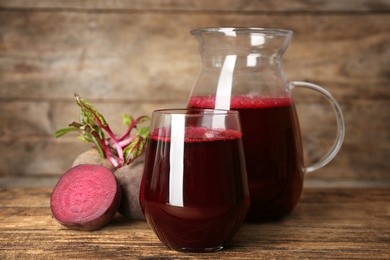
[
  {"xmin": 114, "ymin": 155, "xmax": 145, "ymax": 220},
  {"xmin": 72, "ymin": 149, "xmax": 115, "ymax": 172}
]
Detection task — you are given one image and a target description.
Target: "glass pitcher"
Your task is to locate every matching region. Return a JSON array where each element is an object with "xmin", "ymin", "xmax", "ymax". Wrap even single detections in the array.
[{"xmin": 187, "ymin": 27, "xmax": 345, "ymax": 222}]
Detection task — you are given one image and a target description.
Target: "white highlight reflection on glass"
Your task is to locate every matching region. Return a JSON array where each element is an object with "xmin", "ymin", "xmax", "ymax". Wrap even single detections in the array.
[
  {"xmin": 169, "ymin": 114, "xmax": 185, "ymax": 207},
  {"xmin": 215, "ymin": 55, "xmax": 237, "ymax": 110},
  {"xmin": 247, "ymin": 53, "xmax": 261, "ymax": 67},
  {"xmin": 223, "ymin": 28, "xmax": 236, "ymax": 37},
  {"xmin": 250, "ymin": 34, "xmax": 265, "ymax": 46}
]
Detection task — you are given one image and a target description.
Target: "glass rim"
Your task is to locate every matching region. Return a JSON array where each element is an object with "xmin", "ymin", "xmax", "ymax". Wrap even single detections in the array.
[
  {"xmin": 153, "ymin": 108, "xmax": 239, "ymax": 116},
  {"xmin": 190, "ymin": 27, "xmax": 293, "ymax": 37}
]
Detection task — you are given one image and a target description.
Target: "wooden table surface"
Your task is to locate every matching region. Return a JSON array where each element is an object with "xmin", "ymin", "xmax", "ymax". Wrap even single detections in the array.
[{"xmin": 1, "ymin": 186, "xmax": 389, "ymax": 259}]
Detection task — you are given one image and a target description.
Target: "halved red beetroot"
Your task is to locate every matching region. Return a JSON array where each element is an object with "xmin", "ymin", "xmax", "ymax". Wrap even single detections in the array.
[{"xmin": 50, "ymin": 164, "xmax": 121, "ymax": 231}]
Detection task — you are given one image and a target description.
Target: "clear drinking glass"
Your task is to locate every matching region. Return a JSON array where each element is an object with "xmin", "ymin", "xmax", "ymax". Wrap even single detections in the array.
[{"xmin": 140, "ymin": 109, "xmax": 250, "ymax": 252}]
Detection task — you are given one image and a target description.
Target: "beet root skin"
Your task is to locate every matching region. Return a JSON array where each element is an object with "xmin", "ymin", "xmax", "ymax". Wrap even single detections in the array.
[
  {"xmin": 115, "ymin": 158, "xmax": 145, "ymax": 220},
  {"xmin": 72, "ymin": 149, "xmax": 115, "ymax": 172},
  {"xmin": 50, "ymin": 164, "xmax": 121, "ymax": 231}
]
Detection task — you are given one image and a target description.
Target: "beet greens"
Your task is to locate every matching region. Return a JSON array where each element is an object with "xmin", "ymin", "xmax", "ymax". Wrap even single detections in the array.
[{"xmin": 55, "ymin": 94, "xmax": 150, "ymax": 168}]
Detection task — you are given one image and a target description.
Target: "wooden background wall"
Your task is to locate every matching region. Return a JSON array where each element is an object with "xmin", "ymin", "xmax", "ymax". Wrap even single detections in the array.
[{"xmin": 1, "ymin": 0, "xmax": 389, "ymax": 187}]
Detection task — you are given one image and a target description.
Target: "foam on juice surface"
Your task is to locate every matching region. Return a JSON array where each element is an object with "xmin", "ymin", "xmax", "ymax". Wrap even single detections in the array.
[
  {"xmin": 188, "ymin": 96, "xmax": 293, "ymax": 109},
  {"xmin": 150, "ymin": 126, "xmax": 241, "ymax": 143}
]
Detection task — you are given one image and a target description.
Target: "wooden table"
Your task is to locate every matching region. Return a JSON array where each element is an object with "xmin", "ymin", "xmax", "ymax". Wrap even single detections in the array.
[{"xmin": 1, "ymin": 186, "xmax": 389, "ymax": 259}]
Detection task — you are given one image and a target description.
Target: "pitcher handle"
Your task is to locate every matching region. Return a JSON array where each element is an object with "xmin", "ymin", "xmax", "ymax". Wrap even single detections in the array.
[{"xmin": 290, "ymin": 81, "xmax": 345, "ymax": 173}]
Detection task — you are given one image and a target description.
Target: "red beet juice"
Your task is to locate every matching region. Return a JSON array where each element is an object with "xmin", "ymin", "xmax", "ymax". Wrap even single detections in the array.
[
  {"xmin": 140, "ymin": 127, "xmax": 250, "ymax": 251},
  {"xmin": 188, "ymin": 96, "xmax": 304, "ymax": 221}
]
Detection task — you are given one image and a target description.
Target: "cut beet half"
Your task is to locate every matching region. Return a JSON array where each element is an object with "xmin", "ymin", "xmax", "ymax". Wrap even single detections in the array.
[{"xmin": 50, "ymin": 164, "xmax": 121, "ymax": 231}]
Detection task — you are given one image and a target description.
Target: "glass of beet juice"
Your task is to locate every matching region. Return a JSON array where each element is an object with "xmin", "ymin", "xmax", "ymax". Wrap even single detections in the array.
[{"xmin": 140, "ymin": 109, "xmax": 250, "ymax": 252}]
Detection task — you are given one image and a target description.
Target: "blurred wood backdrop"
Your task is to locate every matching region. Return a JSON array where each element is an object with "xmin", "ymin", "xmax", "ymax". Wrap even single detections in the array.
[{"xmin": 0, "ymin": 0, "xmax": 389, "ymax": 187}]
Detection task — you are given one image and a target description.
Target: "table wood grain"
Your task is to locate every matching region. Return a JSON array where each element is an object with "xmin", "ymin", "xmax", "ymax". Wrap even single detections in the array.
[{"xmin": 1, "ymin": 187, "xmax": 389, "ymax": 259}]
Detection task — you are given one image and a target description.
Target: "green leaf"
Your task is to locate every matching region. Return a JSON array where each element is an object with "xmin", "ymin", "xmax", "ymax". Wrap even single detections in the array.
[
  {"xmin": 76, "ymin": 134, "xmax": 90, "ymax": 143},
  {"xmin": 136, "ymin": 126, "xmax": 150, "ymax": 139},
  {"xmin": 90, "ymin": 135, "xmax": 106, "ymax": 158},
  {"xmin": 74, "ymin": 94, "xmax": 108, "ymax": 127},
  {"xmin": 123, "ymin": 136, "xmax": 146, "ymax": 164},
  {"xmin": 55, "ymin": 127, "xmax": 79, "ymax": 138},
  {"xmin": 122, "ymin": 114, "xmax": 134, "ymax": 127},
  {"xmin": 136, "ymin": 116, "xmax": 151, "ymax": 124}
]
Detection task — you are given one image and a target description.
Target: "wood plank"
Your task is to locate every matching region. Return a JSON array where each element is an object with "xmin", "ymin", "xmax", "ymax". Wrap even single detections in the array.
[
  {"xmin": 0, "ymin": 188, "xmax": 50, "ymax": 207},
  {"xmin": 0, "ymin": 99, "xmax": 185, "ymax": 137},
  {"xmin": 0, "ymin": 138, "xmax": 87, "ymax": 177},
  {"xmin": 0, "ymin": 188, "xmax": 389, "ymax": 258},
  {"xmin": 1, "ymin": 136, "xmax": 389, "ymax": 182},
  {"xmin": 3, "ymin": 176, "xmax": 389, "ymax": 189},
  {"xmin": 1, "ymin": 0, "xmax": 390, "ymax": 12},
  {"xmin": 1, "ymin": 176, "xmax": 390, "ymax": 189},
  {"xmin": 0, "ymin": 176, "xmax": 60, "ymax": 188},
  {"xmin": 304, "ymin": 141, "xmax": 390, "ymax": 182},
  {"xmin": 0, "ymin": 12, "xmax": 389, "ymax": 100},
  {"xmin": 2, "ymin": 99, "xmax": 389, "ymax": 142},
  {"xmin": 1, "ymin": 98, "xmax": 388, "ymax": 182}
]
